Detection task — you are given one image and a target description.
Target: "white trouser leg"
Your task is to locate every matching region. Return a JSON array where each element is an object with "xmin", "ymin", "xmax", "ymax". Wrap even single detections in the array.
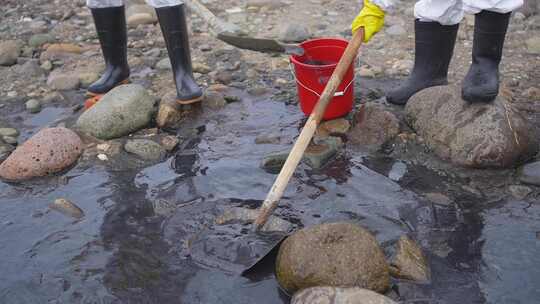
[
  {"xmin": 86, "ymin": 0, "xmax": 124, "ymax": 8},
  {"xmin": 145, "ymin": 0, "xmax": 183, "ymax": 8},
  {"xmin": 463, "ymin": 0, "xmax": 523, "ymax": 14},
  {"xmin": 414, "ymin": 0, "xmax": 465, "ymax": 25}
]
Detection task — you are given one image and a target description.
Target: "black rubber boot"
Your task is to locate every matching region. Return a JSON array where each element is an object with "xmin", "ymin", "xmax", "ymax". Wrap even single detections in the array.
[
  {"xmin": 462, "ymin": 10, "xmax": 511, "ymax": 103},
  {"xmin": 156, "ymin": 4, "xmax": 203, "ymax": 104},
  {"xmin": 387, "ymin": 20, "xmax": 459, "ymax": 105},
  {"xmin": 87, "ymin": 6, "xmax": 130, "ymax": 96}
]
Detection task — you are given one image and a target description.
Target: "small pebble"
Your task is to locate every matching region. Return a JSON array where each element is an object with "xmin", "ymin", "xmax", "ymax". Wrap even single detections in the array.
[
  {"xmin": 25, "ymin": 99, "xmax": 41, "ymax": 113},
  {"xmin": 2, "ymin": 136, "xmax": 17, "ymax": 145},
  {"xmin": 97, "ymin": 154, "xmax": 108, "ymax": 161}
]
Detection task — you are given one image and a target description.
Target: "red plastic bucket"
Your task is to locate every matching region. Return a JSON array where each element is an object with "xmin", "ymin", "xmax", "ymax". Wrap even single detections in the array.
[{"xmin": 290, "ymin": 38, "xmax": 355, "ymax": 120}]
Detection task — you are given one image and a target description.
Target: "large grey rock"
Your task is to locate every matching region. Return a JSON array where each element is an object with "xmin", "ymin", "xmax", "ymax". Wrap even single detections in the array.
[
  {"xmin": 125, "ymin": 139, "xmax": 166, "ymax": 161},
  {"xmin": 276, "ymin": 222, "xmax": 390, "ymax": 295},
  {"xmin": 76, "ymin": 84, "xmax": 156, "ymax": 140},
  {"xmin": 292, "ymin": 287, "xmax": 397, "ymax": 304},
  {"xmin": 519, "ymin": 161, "xmax": 540, "ymax": 186},
  {"xmin": 406, "ymin": 85, "xmax": 538, "ymax": 168},
  {"xmin": 0, "ymin": 40, "xmax": 21, "ymax": 66}
]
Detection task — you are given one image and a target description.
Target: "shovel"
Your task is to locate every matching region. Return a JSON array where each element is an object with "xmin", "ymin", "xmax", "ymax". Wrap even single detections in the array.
[
  {"xmin": 184, "ymin": 0, "xmax": 365, "ymax": 275},
  {"xmin": 184, "ymin": 0, "xmax": 304, "ymax": 56}
]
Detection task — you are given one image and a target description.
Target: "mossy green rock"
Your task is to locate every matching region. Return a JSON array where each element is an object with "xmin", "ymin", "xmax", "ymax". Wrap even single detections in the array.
[
  {"xmin": 76, "ymin": 84, "xmax": 156, "ymax": 140},
  {"xmin": 276, "ymin": 222, "xmax": 390, "ymax": 295}
]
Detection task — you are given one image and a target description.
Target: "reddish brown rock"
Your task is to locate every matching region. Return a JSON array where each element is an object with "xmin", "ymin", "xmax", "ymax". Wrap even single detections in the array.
[
  {"xmin": 0, "ymin": 127, "xmax": 82, "ymax": 181},
  {"xmin": 349, "ymin": 103, "xmax": 400, "ymax": 151}
]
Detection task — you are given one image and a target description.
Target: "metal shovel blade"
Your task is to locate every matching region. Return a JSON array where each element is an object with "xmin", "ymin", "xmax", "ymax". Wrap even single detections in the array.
[
  {"xmin": 167, "ymin": 201, "xmax": 293, "ymax": 275},
  {"xmin": 217, "ymin": 32, "xmax": 305, "ymax": 56}
]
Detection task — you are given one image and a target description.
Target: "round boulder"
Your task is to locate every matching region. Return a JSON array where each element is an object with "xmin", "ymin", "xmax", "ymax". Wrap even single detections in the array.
[
  {"xmin": 0, "ymin": 127, "xmax": 82, "ymax": 181},
  {"xmin": 276, "ymin": 222, "xmax": 390, "ymax": 295}
]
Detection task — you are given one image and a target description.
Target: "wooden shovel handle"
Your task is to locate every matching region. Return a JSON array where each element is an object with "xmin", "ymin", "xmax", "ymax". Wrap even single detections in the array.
[{"xmin": 254, "ymin": 29, "xmax": 365, "ymax": 231}]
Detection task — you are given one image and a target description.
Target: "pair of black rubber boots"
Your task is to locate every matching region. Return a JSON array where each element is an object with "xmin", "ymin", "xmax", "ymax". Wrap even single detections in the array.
[
  {"xmin": 87, "ymin": 5, "xmax": 202, "ymax": 104},
  {"xmin": 387, "ymin": 10, "xmax": 511, "ymax": 105}
]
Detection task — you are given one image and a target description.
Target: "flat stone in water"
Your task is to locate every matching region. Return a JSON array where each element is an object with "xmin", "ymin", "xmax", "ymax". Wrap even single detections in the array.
[{"xmin": 519, "ymin": 161, "xmax": 540, "ymax": 186}]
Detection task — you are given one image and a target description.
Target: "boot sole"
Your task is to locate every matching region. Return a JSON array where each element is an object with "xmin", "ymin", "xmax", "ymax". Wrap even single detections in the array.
[
  {"xmin": 177, "ymin": 95, "xmax": 203, "ymax": 105},
  {"xmin": 86, "ymin": 79, "xmax": 130, "ymax": 97}
]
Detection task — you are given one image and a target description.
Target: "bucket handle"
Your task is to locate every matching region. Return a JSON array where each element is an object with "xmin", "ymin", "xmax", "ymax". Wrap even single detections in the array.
[{"xmin": 289, "ymin": 62, "xmax": 355, "ymax": 98}]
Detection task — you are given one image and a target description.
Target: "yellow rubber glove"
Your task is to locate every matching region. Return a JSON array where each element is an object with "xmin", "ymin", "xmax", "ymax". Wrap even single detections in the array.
[{"xmin": 351, "ymin": 0, "xmax": 386, "ymax": 43}]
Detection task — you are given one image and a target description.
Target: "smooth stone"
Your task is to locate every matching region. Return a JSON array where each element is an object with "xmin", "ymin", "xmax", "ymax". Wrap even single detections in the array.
[
  {"xmin": 255, "ymin": 133, "xmax": 281, "ymax": 145},
  {"xmin": 203, "ymin": 90, "xmax": 227, "ymax": 109},
  {"xmin": 15, "ymin": 60, "xmax": 46, "ymax": 78},
  {"xmin": 292, "ymin": 287, "xmax": 397, "ymax": 304},
  {"xmin": 78, "ymin": 72, "xmax": 100, "ymax": 88},
  {"xmin": 406, "ymin": 85, "xmax": 539, "ymax": 168},
  {"xmin": 317, "ymin": 118, "xmax": 351, "ymax": 137},
  {"xmin": 25, "ymin": 99, "xmax": 41, "ymax": 113},
  {"xmin": 193, "ymin": 62, "xmax": 211, "ymax": 74},
  {"xmin": 156, "ymin": 58, "xmax": 172, "ymax": 70},
  {"xmin": 2, "ymin": 136, "xmax": 17, "ymax": 145},
  {"xmin": 261, "ymin": 151, "xmax": 289, "ymax": 174},
  {"xmin": 508, "ymin": 185, "xmax": 532, "ymax": 200},
  {"xmin": 0, "ymin": 40, "xmax": 22, "ymax": 66},
  {"xmin": 28, "ymin": 33, "xmax": 55, "ymax": 48},
  {"xmin": 276, "ymin": 222, "xmax": 390, "ymax": 295},
  {"xmin": 519, "ymin": 161, "xmax": 540, "ymax": 186},
  {"xmin": 390, "ymin": 236, "xmax": 430, "ymax": 282},
  {"xmin": 526, "ymin": 37, "xmax": 540, "ymax": 54},
  {"xmin": 0, "ymin": 128, "xmax": 19, "ymax": 138},
  {"xmin": 49, "ymin": 198, "xmax": 84, "ymax": 219},
  {"xmin": 0, "ymin": 127, "xmax": 83, "ymax": 181},
  {"xmin": 76, "ymin": 84, "xmax": 156, "ymax": 140},
  {"xmin": 39, "ymin": 43, "xmax": 83, "ymax": 62},
  {"xmin": 127, "ymin": 13, "xmax": 157, "ymax": 27},
  {"xmin": 304, "ymin": 136, "xmax": 343, "ymax": 169},
  {"xmin": 349, "ymin": 103, "xmax": 400, "ymax": 151},
  {"xmin": 124, "ymin": 139, "xmax": 166, "ymax": 161},
  {"xmin": 161, "ymin": 136, "xmax": 180, "ymax": 151},
  {"xmin": 47, "ymin": 72, "xmax": 81, "ymax": 90}
]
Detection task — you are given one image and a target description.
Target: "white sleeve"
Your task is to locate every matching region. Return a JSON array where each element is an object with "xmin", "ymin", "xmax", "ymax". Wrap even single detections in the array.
[{"xmin": 371, "ymin": 0, "xmax": 395, "ymax": 11}]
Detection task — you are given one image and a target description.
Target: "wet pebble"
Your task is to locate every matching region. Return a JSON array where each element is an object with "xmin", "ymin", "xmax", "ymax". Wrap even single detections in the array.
[
  {"xmin": 519, "ymin": 161, "xmax": 540, "ymax": 186},
  {"xmin": 203, "ymin": 90, "xmax": 227, "ymax": 109},
  {"xmin": 424, "ymin": 192, "xmax": 452, "ymax": 206},
  {"xmin": 317, "ymin": 118, "xmax": 351, "ymax": 137},
  {"xmin": 25, "ymin": 99, "xmax": 41, "ymax": 113},
  {"xmin": 255, "ymin": 133, "xmax": 281, "ymax": 145},
  {"xmin": 0, "ymin": 128, "xmax": 19, "ymax": 138},
  {"xmin": 508, "ymin": 185, "xmax": 532, "ymax": 200},
  {"xmin": 304, "ymin": 136, "xmax": 343, "ymax": 169},
  {"xmin": 349, "ymin": 103, "xmax": 400, "ymax": 151},
  {"xmin": 390, "ymin": 236, "xmax": 430, "ymax": 282},
  {"xmin": 2, "ymin": 136, "xmax": 17, "ymax": 145},
  {"xmin": 125, "ymin": 139, "xmax": 166, "ymax": 161},
  {"xmin": 261, "ymin": 151, "xmax": 289, "ymax": 174},
  {"xmin": 49, "ymin": 198, "xmax": 84, "ymax": 219},
  {"xmin": 192, "ymin": 62, "xmax": 211, "ymax": 74},
  {"xmin": 161, "ymin": 136, "xmax": 180, "ymax": 152}
]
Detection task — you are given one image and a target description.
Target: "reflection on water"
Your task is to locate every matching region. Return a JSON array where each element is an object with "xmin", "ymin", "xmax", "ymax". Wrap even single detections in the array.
[{"xmin": 0, "ymin": 91, "xmax": 539, "ymax": 303}]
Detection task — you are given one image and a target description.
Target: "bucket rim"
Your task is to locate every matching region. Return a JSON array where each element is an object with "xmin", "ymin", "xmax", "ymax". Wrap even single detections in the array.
[{"xmin": 290, "ymin": 37, "xmax": 350, "ymax": 69}]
